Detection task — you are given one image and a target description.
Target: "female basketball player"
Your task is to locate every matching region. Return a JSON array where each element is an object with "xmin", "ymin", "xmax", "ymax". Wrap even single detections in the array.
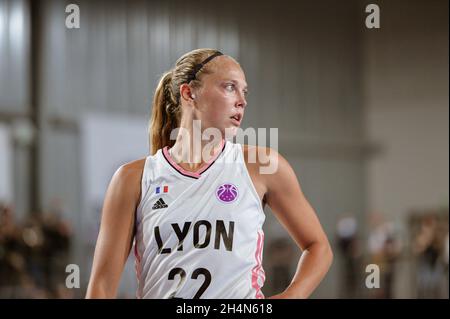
[{"xmin": 86, "ymin": 49, "xmax": 333, "ymax": 299}]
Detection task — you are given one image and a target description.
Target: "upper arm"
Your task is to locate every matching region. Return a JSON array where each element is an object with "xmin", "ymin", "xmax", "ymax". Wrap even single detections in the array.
[
  {"xmin": 86, "ymin": 158, "xmax": 145, "ymax": 298},
  {"xmin": 259, "ymin": 148, "xmax": 330, "ymax": 251}
]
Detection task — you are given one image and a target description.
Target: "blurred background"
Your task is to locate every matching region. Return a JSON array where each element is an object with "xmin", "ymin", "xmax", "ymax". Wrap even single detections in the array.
[{"xmin": 0, "ymin": 0, "xmax": 448, "ymax": 298}]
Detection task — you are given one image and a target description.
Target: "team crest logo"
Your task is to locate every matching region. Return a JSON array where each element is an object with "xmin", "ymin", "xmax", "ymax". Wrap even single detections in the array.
[{"xmin": 216, "ymin": 183, "xmax": 238, "ymax": 203}]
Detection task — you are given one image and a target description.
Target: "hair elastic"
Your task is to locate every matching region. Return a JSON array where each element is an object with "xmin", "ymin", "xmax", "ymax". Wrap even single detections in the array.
[{"xmin": 186, "ymin": 51, "xmax": 223, "ymax": 83}]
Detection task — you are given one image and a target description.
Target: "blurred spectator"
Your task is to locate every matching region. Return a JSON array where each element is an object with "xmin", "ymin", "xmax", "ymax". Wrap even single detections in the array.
[
  {"xmin": 0, "ymin": 202, "xmax": 73, "ymax": 298},
  {"xmin": 0, "ymin": 203, "xmax": 28, "ymax": 297},
  {"xmin": 412, "ymin": 212, "xmax": 448, "ymax": 298},
  {"xmin": 367, "ymin": 213, "xmax": 402, "ymax": 299},
  {"xmin": 336, "ymin": 215, "xmax": 362, "ymax": 298}
]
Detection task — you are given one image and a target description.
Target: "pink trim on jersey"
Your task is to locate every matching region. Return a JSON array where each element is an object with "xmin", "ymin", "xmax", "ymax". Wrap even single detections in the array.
[
  {"xmin": 251, "ymin": 230, "xmax": 265, "ymax": 299},
  {"xmin": 134, "ymin": 242, "xmax": 142, "ymax": 288},
  {"xmin": 162, "ymin": 139, "xmax": 225, "ymax": 178},
  {"xmin": 134, "ymin": 241, "xmax": 144, "ymax": 298}
]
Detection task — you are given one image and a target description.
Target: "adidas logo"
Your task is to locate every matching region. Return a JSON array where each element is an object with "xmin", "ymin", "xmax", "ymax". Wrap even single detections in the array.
[{"xmin": 152, "ymin": 198, "xmax": 168, "ymax": 210}]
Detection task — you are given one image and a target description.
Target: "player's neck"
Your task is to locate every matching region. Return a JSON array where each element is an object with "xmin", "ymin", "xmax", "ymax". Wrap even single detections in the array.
[{"xmin": 168, "ymin": 136, "xmax": 224, "ymax": 172}]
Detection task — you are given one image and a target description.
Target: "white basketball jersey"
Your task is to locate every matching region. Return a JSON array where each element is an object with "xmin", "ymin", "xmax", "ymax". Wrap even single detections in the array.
[{"xmin": 134, "ymin": 140, "xmax": 266, "ymax": 299}]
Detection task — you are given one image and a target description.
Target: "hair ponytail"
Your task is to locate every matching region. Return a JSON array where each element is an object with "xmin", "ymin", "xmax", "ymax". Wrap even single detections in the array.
[{"xmin": 149, "ymin": 71, "xmax": 181, "ymax": 154}]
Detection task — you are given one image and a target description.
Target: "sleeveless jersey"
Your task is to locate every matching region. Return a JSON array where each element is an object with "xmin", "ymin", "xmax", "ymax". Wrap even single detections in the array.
[{"xmin": 134, "ymin": 140, "xmax": 266, "ymax": 299}]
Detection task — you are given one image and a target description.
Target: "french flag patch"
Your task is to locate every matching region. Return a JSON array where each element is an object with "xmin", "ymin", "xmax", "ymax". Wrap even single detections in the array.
[{"xmin": 155, "ymin": 185, "xmax": 169, "ymax": 194}]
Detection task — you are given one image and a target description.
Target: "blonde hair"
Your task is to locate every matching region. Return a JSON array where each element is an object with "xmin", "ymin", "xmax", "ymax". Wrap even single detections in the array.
[{"xmin": 149, "ymin": 48, "xmax": 223, "ymax": 154}]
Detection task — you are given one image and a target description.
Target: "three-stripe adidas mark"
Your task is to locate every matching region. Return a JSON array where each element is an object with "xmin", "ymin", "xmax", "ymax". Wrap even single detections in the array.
[{"xmin": 152, "ymin": 198, "xmax": 168, "ymax": 210}]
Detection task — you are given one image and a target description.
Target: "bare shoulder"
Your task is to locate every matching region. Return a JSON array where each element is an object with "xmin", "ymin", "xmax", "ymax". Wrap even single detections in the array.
[
  {"xmin": 241, "ymin": 145, "xmax": 290, "ymax": 198},
  {"xmin": 111, "ymin": 157, "xmax": 147, "ymax": 200},
  {"xmin": 118, "ymin": 157, "xmax": 147, "ymax": 175},
  {"xmin": 241, "ymin": 144, "xmax": 294, "ymax": 184},
  {"xmin": 241, "ymin": 144, "xmax": 284, "ymax": 170}
]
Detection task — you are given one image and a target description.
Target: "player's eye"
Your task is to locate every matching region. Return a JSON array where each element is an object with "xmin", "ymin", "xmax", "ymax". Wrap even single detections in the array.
[{"xmin": 225, "ymin": 83, "xmax": 235, "ymax": 92}]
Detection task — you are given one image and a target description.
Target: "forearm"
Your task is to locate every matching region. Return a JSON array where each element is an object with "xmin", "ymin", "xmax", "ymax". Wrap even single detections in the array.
[
  {"xmin": 86, "ymin": 276, "xmax": 118, "ymax": 299},
  {"xmin": 281, "ymin": 241, "xmax": 333, "ymax": 298},
  {"xmin": 86, "ymin": 271, "xmax": 119, "ymax": 299},
  {"xmin": 86, "ymin": 287, "xmax": 108, "ymax": 299}
]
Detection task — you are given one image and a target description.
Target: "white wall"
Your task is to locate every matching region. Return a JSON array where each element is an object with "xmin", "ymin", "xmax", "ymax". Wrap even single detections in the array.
[
  {"xmin": 363, "ymin": 0, "xmax": 449, "ymax": 222},
  {"xmin": 363, "ymin": 0, "xmax": 448, "ymax": 298},
  {"xmin": 0, "ymin": 124, "xmax": 12, "ymax": 203}
]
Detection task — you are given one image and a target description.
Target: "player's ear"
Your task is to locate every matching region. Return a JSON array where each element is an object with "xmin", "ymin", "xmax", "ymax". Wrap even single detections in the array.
[{"xmin": 180, "ymin": 84, "xmax": 195, "ymax": 103}]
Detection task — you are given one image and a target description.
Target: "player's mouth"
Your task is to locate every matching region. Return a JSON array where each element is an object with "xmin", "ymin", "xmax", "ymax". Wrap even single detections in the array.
[{"xmin": 230, "ymin": 113, "xmax": 242, "ymax": 126}]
